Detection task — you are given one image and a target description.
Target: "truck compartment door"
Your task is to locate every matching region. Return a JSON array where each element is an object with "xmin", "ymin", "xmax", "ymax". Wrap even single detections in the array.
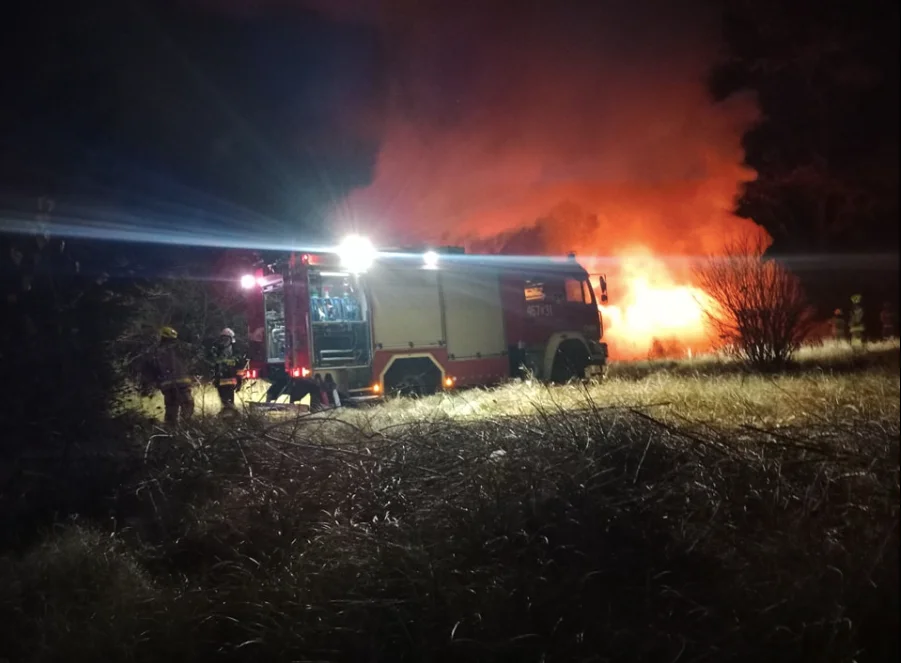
[
  {"xmin": 442, "ymin": 268, "xmax": 506, "ymax": 359},
  {"xmin": 369, "ymin": 266, "xmax": 443, "ymax": 349},
  {"xmin": 283, "ymin": 261, "xmax": 310, "ymax": 372}
]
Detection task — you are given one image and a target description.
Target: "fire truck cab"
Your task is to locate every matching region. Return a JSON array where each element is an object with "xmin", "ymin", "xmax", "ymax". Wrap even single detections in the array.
[{"xmin": 241, "ymin": 239, "xmax": 608, "ymax": 405}]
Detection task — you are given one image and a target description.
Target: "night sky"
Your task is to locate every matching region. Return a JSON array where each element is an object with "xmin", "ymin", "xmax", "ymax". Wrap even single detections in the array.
[{"xmin": 2, "ymin": 0, "xmax": 385, "ymax": 240}]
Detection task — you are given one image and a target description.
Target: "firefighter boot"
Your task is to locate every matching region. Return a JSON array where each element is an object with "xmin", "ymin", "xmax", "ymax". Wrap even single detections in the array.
[
  {"xmin": 162, "ymin": 387, "xmax": 179, "ymax": 426},
  {"xmin": 215, "ymin": 384, "xmax": 238, "ymax": 419},
  {"xmin": 177, "ymin": 385, "xmax": 195, "ymax": 424}
]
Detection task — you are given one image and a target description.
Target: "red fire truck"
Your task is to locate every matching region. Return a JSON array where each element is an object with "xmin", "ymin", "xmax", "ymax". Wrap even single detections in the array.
[{"xmin": 239, "ymin": 237, "xmax": 608, "ymax": 405}]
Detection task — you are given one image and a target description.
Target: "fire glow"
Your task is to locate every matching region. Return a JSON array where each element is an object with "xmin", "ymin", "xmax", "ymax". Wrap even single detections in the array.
[
  {"xmin": 590, "ymin": 249, "xmax": 717, "ymax": 360},
  {"xmin": 323, "ymin": 1, "xmax": 763, "ymax": 361}
]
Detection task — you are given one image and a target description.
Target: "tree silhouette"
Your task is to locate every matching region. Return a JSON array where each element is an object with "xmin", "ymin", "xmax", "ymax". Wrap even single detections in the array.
[
  {"xmin": 1, "ymin": 197, "xmax": 140, "ymax": 455},
  {"xmin": 710, "ymin": 0, "xmax": 899, "ymax": 258}
]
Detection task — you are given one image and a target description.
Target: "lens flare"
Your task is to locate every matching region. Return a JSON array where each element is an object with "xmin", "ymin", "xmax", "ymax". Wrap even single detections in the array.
[
  {"xmin": 337, "ymin": 235, "xmax": 377, "ymax": 273},
  {"xmin": 423, "ymin": 250, "xmax": 440, "ymax": 269}
]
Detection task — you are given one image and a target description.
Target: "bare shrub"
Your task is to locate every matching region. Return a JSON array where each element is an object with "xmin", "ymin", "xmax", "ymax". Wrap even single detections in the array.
[
  {"xmin": 695, "ymin": 234, "xmax": 814, "ymax": 369},
  {"xmin": 114, "ymin": 270, "xmax": 249, "ymax": 385}
]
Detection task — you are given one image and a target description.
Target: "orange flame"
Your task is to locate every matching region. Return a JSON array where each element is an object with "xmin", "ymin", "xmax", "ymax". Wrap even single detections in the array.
[{"xmin": 586, "ymin": 248, "xmax": 717, "ymax": 360}]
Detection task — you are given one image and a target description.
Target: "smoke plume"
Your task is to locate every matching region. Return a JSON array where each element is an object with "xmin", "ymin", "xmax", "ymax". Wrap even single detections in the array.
[{"xmin": 320, "ymin": 2, "xmax": 760, "ymax": 247}]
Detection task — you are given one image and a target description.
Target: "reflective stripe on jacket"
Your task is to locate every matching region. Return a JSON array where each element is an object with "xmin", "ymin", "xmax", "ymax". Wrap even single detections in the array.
[
  {"xmin": 212, "ymin": 344, "xmax": 244, "ymax": 382},
  {"xmin": 849, "ymin": 307, "xmax": 865, "ymax": 333},
  {"xmin": 161, "ymin": 376, "xmax": 193, "ymax": 388}
]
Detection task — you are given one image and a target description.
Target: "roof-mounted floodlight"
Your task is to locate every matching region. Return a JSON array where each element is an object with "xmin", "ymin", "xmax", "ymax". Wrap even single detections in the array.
[
  {"xmin": 423, "ymin": 250, "xmax": 439, "ymax": 269},
  {"xmin": 337, "ymin": 235, "xmax": 377, "ymax": 274}
]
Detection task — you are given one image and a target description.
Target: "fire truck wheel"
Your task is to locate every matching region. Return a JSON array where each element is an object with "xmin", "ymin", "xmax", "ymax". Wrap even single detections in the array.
[
  {"xmin": 383, "ymin": 357, "xmax": 442, "ymax": 397},
  {"xmin": 551, "ymin": 340, "xmax": 589, "ymax": 384},
  {"xmin": 396, "ymin": 374, "xmax": 429, "ymax": 397}
]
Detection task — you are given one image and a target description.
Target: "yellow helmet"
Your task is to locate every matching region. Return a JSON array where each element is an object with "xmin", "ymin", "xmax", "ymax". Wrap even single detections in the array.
[
  {"xmin": 850, "ymin": 294, "xmax": 862, "ymax": 304},
  {"xmin": 160, "ymin": 326, "xmax": 178, "ymax": 340}
]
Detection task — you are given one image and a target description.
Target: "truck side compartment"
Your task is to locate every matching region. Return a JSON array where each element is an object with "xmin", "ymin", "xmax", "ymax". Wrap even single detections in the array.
[
  {"xmin": 442, "ymin": 266, "xmax": 507, "ymax": 360},
  {"xmin": 368, "ymin": 265, "xmax": 443, "ymax": 350}
]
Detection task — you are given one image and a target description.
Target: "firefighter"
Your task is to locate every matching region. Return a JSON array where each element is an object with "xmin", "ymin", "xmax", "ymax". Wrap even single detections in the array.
[
  {"xmin": 849, "ymin": 294, "xmax": 866, "ymax": 349},
  {"xmin": 313, "ymin": 373, "xmax": 328, "ymax": 408},
  {"xmin": 830, "ymin": 308, "xmax": 847, "ymax": 343},
  {"xmin": 211, "ymin": 327, "xmax": 242, "ymax": 416},
  {"xmin": 148, "ymin": 326, "xmax": 195, "ymax": 426},
  {"xmin": 880, "ymin": 301, "xmax": 896, "ymax": 340},
  {"xmin": 323, "ymin": 373, "xmax": 341, "ymax": 408}
]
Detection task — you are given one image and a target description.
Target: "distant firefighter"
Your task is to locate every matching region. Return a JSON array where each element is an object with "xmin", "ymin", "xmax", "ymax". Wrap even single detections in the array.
[
  {"xmin": 211, "ymin": 327, "xmax": 242, "ymax": 417},
  {"xmin": 849, "ymin": 294, "xmax": 866, "ymax": 349},
  {"xmin": 830, "ymin": 308, "xmax": 847, "ymax": 343},
  {"xmin": 146, "ymin": 326, "xmax": 195, "ymax": 426},
  {"xmin": 880, "ymin": 301, "xmax": 896, "ymax": 340}
]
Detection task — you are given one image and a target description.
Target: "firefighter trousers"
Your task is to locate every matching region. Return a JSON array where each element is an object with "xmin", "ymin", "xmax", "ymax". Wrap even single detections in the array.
[
  {"xmin": 217, "ymin": 385, "xmax": 236, "ymax": 408},
  {"xmin": 162, "ymin": 384, "xmax": 194, "ymax": 425}
]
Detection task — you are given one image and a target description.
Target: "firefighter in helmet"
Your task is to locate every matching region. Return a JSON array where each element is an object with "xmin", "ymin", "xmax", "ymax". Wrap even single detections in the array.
[
  {"xmin": 849, "ymin": 294, "xmax": 866, "ymax": 349},
  {"xmin": 880, "ymin": 301, "xmax": 896, "ymax": 340},
  {"xmin": 830, "ymin": 308, "xmax": 847, "ymax": 343},
  {"xmin": 211, "ymin": 327, "xmax": 243, "ymax": 416},
  {"xmin": 147, "ymin": 326, "xmax": 195, "ymax": 426}
]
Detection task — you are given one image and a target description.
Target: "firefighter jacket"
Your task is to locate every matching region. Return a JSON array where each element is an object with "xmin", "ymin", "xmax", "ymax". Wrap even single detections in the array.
[
  {"xmin": 148, "ymin": 340, "xmax": 193, "ymax": 390},
  {"xmin": 850, "ymin": 306, "xmax": 866, "ymax": 334},
  {"xmin": 831, "ymin": 315, "xmax": 847, "ymax": 337},
  {"xmin": 211, "ymin": 344, "xmax": 243, "ymax": 388}
]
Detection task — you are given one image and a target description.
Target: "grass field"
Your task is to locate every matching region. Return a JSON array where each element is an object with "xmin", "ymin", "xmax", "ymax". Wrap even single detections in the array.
[
  {"xmin": 130, "ymin": 338, "xmax": 900, "ymax": 424},
  {"xmin": 1, "ymin": 342, "xmax": 898, "ymax": 662}
]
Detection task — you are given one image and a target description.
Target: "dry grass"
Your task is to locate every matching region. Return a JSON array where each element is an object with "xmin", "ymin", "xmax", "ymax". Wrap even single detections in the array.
[
  {"xmin": 121, "ymin": 378, "xmax": 276, "ymax": 419},
  {"xmin": 1, "ymin": 344, "xmax": 897, "ymax": 662},
  {"xmin": 353, "ymin": 368, "xmax": 898, "ymax": 432},
  {"xmin": 608, "ymin": 338, "xmax": 899, "ymax": 378},
  {"xmin": 128, "ymin": 339, "xmax": 899, "ymax": 428},
  {"xmin": 340, "ymin": 339, "xmax": 899, "ymax": 434}
]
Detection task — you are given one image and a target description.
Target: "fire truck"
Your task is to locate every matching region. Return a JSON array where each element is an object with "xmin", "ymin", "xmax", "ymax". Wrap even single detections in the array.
[{"xmin": 239, "ymin": 236, "xmax": 608, "ymax": 405}]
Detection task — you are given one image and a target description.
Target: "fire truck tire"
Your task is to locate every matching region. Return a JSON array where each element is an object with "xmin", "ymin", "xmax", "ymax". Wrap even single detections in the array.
[
  {"xmin": 550, "ymin": 340, "xmax": 590, "ymax": 384},
  {"xmin": 383, "ymin": 357, "xmax": 442, "ymax": 397}
]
